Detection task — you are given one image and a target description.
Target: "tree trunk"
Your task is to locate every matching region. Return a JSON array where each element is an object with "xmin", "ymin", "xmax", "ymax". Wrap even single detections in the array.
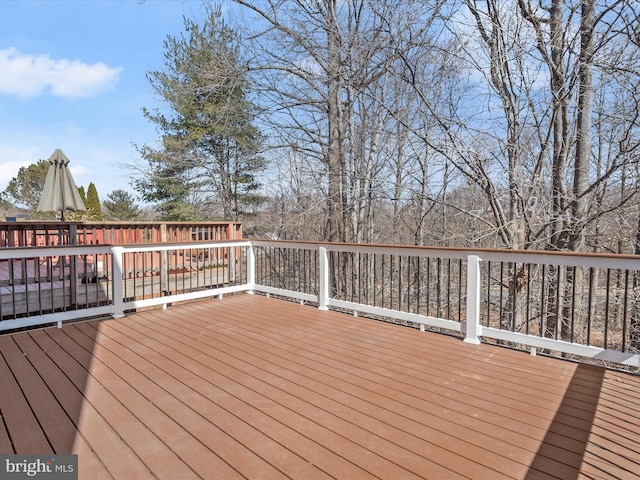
[
  {"xmin": 562, "ymin": 0, "xmax": 596, "ymax": 343},
  {"xmin": 630, "ymin": 213, "xmax": 640, "ymax": 353},
  {"xmin": 570, "ymin": 0, "xmax": 596, "ymax": 252},
  {"xmin": 325, "ymin": 0, "xmax": 344, "ymax": 243}
]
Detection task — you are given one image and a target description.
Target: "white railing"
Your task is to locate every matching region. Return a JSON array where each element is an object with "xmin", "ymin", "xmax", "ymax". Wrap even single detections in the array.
[
  {"xmin": 251, "ymin": 241, "xmax": 640, "ymax": 368},
  {"xmin": 2, "ymin": 239, "xmax": 639, "ymax": 368},
  {"xmin": 0, "ymin": 241, "xmax": 251, "ymax": 332},
  {"xmin": 0, "ymin": 244, "xmax": 114, "ymax": 331}
]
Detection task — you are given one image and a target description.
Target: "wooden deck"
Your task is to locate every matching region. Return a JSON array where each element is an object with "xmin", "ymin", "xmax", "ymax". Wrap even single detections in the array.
[{"xmin": 1, "ymin": 294, "xmax": 639, "ymax": 479}]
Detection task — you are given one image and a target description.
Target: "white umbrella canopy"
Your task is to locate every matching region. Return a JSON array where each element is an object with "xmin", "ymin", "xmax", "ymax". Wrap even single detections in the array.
[{"xmin": 37, "ymin": 149, "xmax": 86, "ymax": 220}]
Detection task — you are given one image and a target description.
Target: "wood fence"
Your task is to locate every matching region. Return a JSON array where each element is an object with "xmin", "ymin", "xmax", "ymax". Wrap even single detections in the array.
[{"xmin": 0, "ymin": 221, "xmax": 242, "ymax": 248}]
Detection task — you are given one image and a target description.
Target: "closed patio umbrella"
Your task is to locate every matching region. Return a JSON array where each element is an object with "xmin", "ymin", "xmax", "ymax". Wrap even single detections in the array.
[{"xmin": 37, "ymin": 149, "xmax": 86, "ymax": 221}]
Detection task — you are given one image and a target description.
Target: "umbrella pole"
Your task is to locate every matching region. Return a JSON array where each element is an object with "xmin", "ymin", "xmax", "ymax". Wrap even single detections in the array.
[{"xmin": 69, "ymin": 223, "xmax": 78, "ymax": 310}]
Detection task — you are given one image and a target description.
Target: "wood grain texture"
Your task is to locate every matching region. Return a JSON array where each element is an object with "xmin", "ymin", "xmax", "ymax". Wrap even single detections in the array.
[{"xmin": 1, "ymin": 293, "xmax": 639, "ymax": 479}]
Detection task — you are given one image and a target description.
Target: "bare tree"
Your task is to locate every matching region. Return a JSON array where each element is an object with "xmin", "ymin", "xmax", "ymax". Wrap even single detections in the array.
[
  {"xmin": 231, "ymin": 0, "xmax": 639, "ymax": 251},
  {"xmin": 234, "ymin": 0, "xmax": 445, "ymax": 243}
]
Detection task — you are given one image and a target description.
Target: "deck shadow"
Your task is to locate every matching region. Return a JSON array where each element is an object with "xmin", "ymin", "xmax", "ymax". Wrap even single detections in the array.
[{"xmin": 525, "ymin": 362, "xmax": 605, "ymax": 479}]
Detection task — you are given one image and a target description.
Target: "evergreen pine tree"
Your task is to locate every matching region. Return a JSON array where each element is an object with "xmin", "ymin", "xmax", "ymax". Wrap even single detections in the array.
[
  {"xmin": 77, "ymin": 186, "xmax": 87, "ymax": 206},
  {"xmin": 134, "ymin": 4, "xmax": 263, "ymax": 220},
  {"xmin": 85, "ymin": 183, "xmax": 103, "ymax": 221},
  {"xmin": 103, "ymin": 189, "xmax": 141, "ymax": 221}
]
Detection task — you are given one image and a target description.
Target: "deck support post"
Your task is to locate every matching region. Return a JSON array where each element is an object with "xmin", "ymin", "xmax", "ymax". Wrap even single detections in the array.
[
  {"xmin": 112, "ymin": 246, "xmax": 125, "ymax": 319},
  {"xmin": 464, "ymin": 254, "xmax": 481, "ymax": 345},
  {"xmin": 318, "ymin": 246, "xmax": 329, "ymax": 311}
]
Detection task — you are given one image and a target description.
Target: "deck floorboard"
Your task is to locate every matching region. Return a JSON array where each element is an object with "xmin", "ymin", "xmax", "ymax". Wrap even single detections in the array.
[{"xmin": 1, "ymin": 293, "xmax": 639, "ymax": 479}]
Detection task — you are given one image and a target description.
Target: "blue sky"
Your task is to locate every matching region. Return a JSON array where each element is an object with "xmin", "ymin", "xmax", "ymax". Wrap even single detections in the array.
[{"xmin": 0, "ymin": 0, "xmax": 208, "ymax": 203}]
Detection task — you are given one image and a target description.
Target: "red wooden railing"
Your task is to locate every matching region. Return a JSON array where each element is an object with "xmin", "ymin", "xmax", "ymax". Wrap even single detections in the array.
[
  {"xmin": 0, "ymin": 221, "xmax": 242, "ymax": 248},
  {"xmin": 0, "ymin": 221, "xmax": 243, "ymax": 287}
]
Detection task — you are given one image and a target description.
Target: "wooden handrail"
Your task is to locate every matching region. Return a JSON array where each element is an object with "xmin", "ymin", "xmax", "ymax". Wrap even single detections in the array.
[{"xmin": 0, "ymin": 221, "xmax": 242, "ymax": 247}]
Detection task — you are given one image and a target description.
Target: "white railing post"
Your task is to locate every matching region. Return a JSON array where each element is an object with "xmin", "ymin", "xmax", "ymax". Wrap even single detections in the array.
[
  {"xmin": 112, "ymin": 246, "xmax": 125, "ymax": 319},
  {"xmin": 318, "ymin": 246, "xmax": 329, "ymax": 310},
  {"xmin": 160, "ymin": 224, "xmax": 168, "ymax": 295},
  {"xmin": 229, "ymin": 244, "xmax": 236, "ymax": 284},
  {"xmin": 464, "ymin": 254, "xmax": 481, "ymax": 344},
  {"xmin": 247, "ymin": 243, "xmax": 256, "ymax": 294}
]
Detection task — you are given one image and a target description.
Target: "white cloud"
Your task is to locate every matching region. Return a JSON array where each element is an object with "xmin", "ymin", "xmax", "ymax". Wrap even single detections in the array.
[
  {"xmin": 0, "ymin": 47, "xmax": 122, "ymax": 98},
  {"xmin": 0, "ymin": 159, "xmax": 33, "ymax": 184},
  {"xmin": 0, "ymin": 143, "xmax": 42, "ymax": 185},
  {"xmin": 69, "ymin": 163, "xmax": 89, "ymax": 178}
]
